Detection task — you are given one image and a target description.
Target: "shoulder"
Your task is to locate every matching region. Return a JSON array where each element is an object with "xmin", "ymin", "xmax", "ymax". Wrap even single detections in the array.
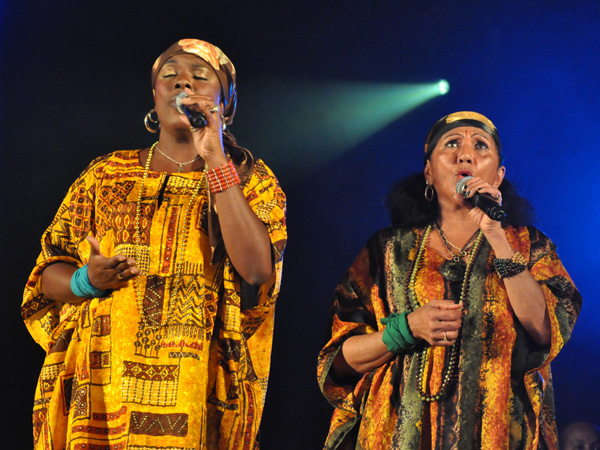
[
  {"xmin": 77, "ymin": 149, "xmax": 141, "ymax": 179},
  {"xmin": 243, "ymin": 158, "xmax": 285, "ymax": 195},
  {"xmin": 367, "ymin": 226, "xmax": 417, "ymax": 246},
  {"xmin": 505, "ymin": 225, "xmax": 557, "ymax": 263},
  {"xmin": 250, "ymin": 158, "xmax": 279, "ymax": 181}
]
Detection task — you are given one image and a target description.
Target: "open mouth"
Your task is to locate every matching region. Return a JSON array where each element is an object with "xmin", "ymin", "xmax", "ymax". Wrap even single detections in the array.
[{"xmin": 457, "ymin": 170, "xmax": 473, "ymax": 178}]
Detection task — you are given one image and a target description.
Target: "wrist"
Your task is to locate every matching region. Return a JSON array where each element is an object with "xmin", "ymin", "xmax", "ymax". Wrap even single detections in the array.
[{"xmin": 70, "ymin": 265, "xmax": 108, "ymax": 298}]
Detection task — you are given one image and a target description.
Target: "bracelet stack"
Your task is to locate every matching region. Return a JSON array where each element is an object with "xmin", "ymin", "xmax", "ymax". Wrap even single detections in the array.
[
  {"xmin": 493, "ymin": 251, "xmax": 527, "ymax": 279},
  {"xmin": 205, "ymin": 161, "xmax": 240, "ymax": 194},
  {"xmin": 71, "ymin": 265, "xmax": 108, "ymax": 298},
  {"xmin": 380, "ymin": 312, "xmax": 419, "ymax": 354}
]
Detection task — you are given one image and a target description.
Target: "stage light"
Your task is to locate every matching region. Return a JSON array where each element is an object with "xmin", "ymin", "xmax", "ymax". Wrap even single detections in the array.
[
  {"xmin": 236, "ymin": 78, "xmax": 450, "ymax": 175},
  {"xmin": 438, "ymin": 79, "xmax": 450, "ymax": 95}
]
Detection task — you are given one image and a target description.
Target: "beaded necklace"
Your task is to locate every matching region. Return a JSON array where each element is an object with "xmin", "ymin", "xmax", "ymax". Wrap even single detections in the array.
[
  {"xmin": 133, "ymin": 142, "xmax": 205, "ymax": 330},
  {"xmin": 405, "ymin": 224, "xmax": 484, "ymax": 402}
]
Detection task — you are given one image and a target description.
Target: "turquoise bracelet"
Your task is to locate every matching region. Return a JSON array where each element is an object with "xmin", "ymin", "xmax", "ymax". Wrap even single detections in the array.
[
  {"xmin": 70, "ymin": 265, "xmax": 108, "ymax": 298},
  {"xmin": 380, "ymin": 312, "xmax": 419, "ymax": 354}
]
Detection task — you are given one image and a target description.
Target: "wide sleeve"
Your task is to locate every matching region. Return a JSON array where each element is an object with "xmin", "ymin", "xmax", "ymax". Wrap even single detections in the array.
[
  {"xmin": 21, "ymin": 156, "xmax": 108, "ymax": 352},
  {"xmin": 317, "ymin": 232, "xmax": 391, "ymax": 413},
  {"xmin": 513, "ymin": 226, "xmax": 582, "ymax": 446}
]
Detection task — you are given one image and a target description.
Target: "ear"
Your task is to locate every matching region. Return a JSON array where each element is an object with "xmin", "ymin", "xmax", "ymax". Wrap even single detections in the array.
[
  {"xmin": 424, "ymin": 160, "xmax": 432, "ymax": 185},
  {"xmin": 494, "ymin": 165, "xmax": 506, "ymax": 188},
  {"xmin": 152, "ymin": 89, "xmax": 156, "ymax": 103}
]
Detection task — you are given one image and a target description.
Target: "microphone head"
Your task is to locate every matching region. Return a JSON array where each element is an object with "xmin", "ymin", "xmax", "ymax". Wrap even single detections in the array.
[
  {"xmin": 174, "ymin": 92, "xmax": 188, "ymax": 115},
  {"xmin": 456, "ymin": 176, "xmax": 473, "ymax": 194}
]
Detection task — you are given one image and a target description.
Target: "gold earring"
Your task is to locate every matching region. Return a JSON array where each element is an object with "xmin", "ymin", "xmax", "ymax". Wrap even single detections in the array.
[
  {"xmin": 144, "ymin": 109, "xmax": 160, "ymax": 133},
  {"xmin": 424, "ymin": 183, "xmax": 435, "ymax": 202}
]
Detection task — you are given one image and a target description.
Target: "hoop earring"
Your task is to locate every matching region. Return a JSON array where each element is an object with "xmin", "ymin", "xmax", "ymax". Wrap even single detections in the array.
[
  {"xmin": 144, "ymin": 109, "xmax": 160, "ymax": 133},
  {"xmin": 424, "ymin": 183, "xmax": 435, "ymax": 202}
]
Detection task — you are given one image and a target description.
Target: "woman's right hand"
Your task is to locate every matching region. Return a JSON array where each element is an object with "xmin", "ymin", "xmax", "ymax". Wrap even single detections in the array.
[
  {"xmin": 86, "ymin": 236, "xmax": 139, "ymax": 291},
  {"xmin": 407, "ymin": 300, "xmax": 463, "ymax": 346}
]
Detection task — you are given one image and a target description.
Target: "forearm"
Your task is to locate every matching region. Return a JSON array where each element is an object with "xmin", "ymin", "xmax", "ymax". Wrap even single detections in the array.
[
  {"xmin": 331, "ymin": 331, "xmax": 393, "ymax": 378},
  {"xmin": 213, "ymin": 185, "xmax": 273, "ymax": 285},
  {"xmin": 41, "ymin": 262, "xmax": 85, "ymax": 304},
  {"xmin": 486, "ymin": 229, "xmax": 551, "ymax": 346}
]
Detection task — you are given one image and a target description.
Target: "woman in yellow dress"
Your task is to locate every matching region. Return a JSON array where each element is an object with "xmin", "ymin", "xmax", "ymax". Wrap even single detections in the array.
[{"xmin": 23, "ymin": 38, "xmax": 287, "ymax": 449}]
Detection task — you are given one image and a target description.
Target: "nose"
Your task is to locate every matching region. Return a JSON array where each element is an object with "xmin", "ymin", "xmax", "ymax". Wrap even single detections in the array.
[
  {"xmin": 457, "ymin": 144, "xmax": 474, "ymax": 164},
  {"xmin": 174, "ymin": 73, "xmax": 193, "ymax": 91}
]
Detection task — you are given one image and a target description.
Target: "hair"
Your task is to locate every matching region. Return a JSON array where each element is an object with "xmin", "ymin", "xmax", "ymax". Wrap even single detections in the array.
[
  {"xmin": 222, "ymin": 130, "xmax": 255, "ymax": 178},
  {"xmin": 384, "ymin": 172, "xmax": 536, "ymax": 228}
]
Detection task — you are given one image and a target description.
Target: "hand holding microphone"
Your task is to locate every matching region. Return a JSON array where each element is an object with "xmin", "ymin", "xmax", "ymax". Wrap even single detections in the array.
[
  {"xmin": 174, "ymin": 92, "xmax": 208, "ymax": 128},
  {"xmin": 456, "ymin": 176, "xmax": 506, "ymax": 221}
]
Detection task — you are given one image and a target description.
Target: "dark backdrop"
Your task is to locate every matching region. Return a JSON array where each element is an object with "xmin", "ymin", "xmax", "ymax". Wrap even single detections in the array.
[{"xmin": 1, "ymin": 1, "xmax": 598, "ymax": 448}]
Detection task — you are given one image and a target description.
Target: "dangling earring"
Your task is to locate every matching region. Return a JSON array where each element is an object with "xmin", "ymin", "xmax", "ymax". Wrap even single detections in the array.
[
  {"xmin": 144, "ymin": 109, "xmax": 160, "ymax": 133},
  {"xmin": 221, "ymin": 115, "xmax": 227, "ymax": 131},
  {"xmin": 424, "ymin": 182, "xmax": 436, "ymax": 202}
]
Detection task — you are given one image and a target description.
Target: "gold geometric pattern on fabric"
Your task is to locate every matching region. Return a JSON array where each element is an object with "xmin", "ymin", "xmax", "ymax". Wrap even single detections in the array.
[
  {"xmin": 91, "ymin": 406, "xmax": 128, "ymax": 421},
  {"xmin": 71, "ymin": 382, "xmax": 89, "ymax": 418},
  {"xmin": 24, "ymin": 151, "xmax": 287, "ymax": 449},
  {"xmin": 168, "ymin": 351, "xmax": 201, "ymax": 360},
  {"xmin": 128, "ymin": 447, "xmax": 196, "ymax": 450},
  {"xmin": 70, "ymin": 422, "xmax": 127, "ymax": 436},
  {"xmin": 168, "ymin": 275, "xmax": 206, "ymax": 327},
  {"xmin": 121, "ymin": 361, "xmax": 179, "ymax": 406},
  {"xmin": 91, "ymin": 315, "xmax": 111, "ymax": 336},
  {"xmin": 73, "ymin": 442, "xmax": 127, "ymax": 450},
  {"xmin": 128, "ymin": 447, "xmax": 195, "ymax": 450},
  {"xmin": 129, "ymin": 411, "xmax": 188, "ymax": 437},
  {"xmin": 90, "ymin": 351, "xmax": 111, "ymax": 369},
  {"xmin": 141, "ymin": 275, "xmax": 166, "ymax": 327},
  {"xmin": 39, "ymin": 362, "xmax": 64, "ymax": 397}
]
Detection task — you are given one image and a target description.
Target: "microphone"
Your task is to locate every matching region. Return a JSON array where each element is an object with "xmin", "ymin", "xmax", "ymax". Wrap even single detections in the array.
[
  {"xmin": 455, "ymin": 176, "xmax": 506, "ymax": 221},
  {"xmin": 174, "ymin": 92, "xmax": 207, "ymax": 128}
]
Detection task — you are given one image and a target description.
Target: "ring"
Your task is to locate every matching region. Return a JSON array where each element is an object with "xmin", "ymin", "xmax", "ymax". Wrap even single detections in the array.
[
  {"xmin": 443, "ymin": 331, "xmax": 448, "ymax": 341},
  {"xmin": 117, "ymin": 273, "xmax": 124, "ymax": 280},
  {"xmin": 208, "ymin": 106, "xmax": 220, "ymax": 113},
  {"xmin": 189, "ymin": 127, "xmax": 197, "ymax": 133}
]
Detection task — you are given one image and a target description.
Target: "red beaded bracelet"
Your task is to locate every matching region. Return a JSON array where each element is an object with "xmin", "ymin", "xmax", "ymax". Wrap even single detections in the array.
[{"xmin": 206, "ymin": 161, "xmax": 241, "ymax": 194}]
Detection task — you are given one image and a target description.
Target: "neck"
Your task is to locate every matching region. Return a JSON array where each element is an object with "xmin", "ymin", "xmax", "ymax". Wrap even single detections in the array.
[
  {"xmin": 157, "ymin": 133, "xmax": 200, "ymax": 162},
  {"xmin": 435, "ymin": 201, "xmax": 479, "ymax": 246}
]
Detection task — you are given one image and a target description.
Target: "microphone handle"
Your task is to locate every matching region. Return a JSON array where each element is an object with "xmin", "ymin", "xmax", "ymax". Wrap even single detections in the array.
[
  {"xmin": 471, "ymin": 193, "xmax": 506, "ymax": 221},
  {"xmin": 184, "ymin": 108, "xmax": 207, "ymax": 128}
]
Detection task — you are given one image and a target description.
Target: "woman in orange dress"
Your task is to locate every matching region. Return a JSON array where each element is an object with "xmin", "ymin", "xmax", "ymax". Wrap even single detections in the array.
[{"xmin": 318, "ymin": 111, "xmax": 580, "ymax": 449}]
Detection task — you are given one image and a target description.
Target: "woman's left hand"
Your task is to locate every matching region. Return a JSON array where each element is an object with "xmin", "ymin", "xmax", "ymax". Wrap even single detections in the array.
[{"xmin": 179, "ymin": 87, "xmax": 227, "ymax": 166}]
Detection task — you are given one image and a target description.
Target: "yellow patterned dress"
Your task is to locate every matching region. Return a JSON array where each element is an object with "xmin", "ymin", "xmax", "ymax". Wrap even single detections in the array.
[
  {"xmin": 318, "ymin": 226, "xmax": 581, "ymax": 450},
  {"xmin": 22, "ymin": 149, "xmax": 287, "ymax": 450}
]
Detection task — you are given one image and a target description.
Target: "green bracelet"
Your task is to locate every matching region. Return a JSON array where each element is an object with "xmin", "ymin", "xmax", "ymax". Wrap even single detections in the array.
[{"xmin": 380, "ymin": 312, "xmax": 418, "ymax": 354}]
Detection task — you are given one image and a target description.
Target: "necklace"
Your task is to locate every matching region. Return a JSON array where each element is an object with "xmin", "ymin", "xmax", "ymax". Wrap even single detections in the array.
[
  {"xmin": 155, "ymin": 144, "xmax": 200, "ymax": 173},
  {"xmin": 435, "ymin": 223, "xmax": 480, "ymax": 282},
  {"xmin": 435, "ymin": 223, "xmax": 478, "ymax": 262},
  {"xmin": 133, "ymin": 142, "xmax": 205, "ymax": 330},
  {"xmin": 405, "ymin": 224, "xmax": 484, "ymax": 402}
]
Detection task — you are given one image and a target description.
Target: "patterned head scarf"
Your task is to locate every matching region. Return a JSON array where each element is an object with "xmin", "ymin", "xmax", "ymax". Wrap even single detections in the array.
[
  {"xmin": 151, "ymin": 39, "xmax": 237, "ymax": 125},
  {"xmin": 424, "ymin": 111, "xmax": 502, "ymax": 164}
]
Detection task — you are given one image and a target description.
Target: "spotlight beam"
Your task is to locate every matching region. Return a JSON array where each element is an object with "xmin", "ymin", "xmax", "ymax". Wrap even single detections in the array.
[{"xmin": 235, "ymin": 78, "xmax": 449, "ymax": 174}]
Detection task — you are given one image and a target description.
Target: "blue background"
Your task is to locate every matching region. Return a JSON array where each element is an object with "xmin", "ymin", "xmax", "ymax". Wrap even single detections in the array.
[{"xmin": 1, "ymin": 1, "xmax": 598, "ymax": 448}]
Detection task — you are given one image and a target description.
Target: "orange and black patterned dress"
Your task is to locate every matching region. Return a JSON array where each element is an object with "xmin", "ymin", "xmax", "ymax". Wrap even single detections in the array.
[
  {"xmin": 23, "ymin": 149, "xmax": 287, "ymax": 450},
  {"xmin": 318, "ymin": 226, "xmax": 580, "ymax": 450}
]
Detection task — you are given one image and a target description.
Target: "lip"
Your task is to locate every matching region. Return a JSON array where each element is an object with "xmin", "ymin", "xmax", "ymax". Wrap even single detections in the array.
[{"xmin": 456, "ymin": 169, "xmax": 473, "ymax": 178}]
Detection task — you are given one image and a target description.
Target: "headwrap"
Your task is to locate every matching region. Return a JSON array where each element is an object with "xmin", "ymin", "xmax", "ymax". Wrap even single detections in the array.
[
  {"xmin": 151, "ymin": 39, "xmax": 237, "ymax": 125},
  {"xmin": 424, "ymin": 111, "xmax": 501, "ymax": 162}
]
